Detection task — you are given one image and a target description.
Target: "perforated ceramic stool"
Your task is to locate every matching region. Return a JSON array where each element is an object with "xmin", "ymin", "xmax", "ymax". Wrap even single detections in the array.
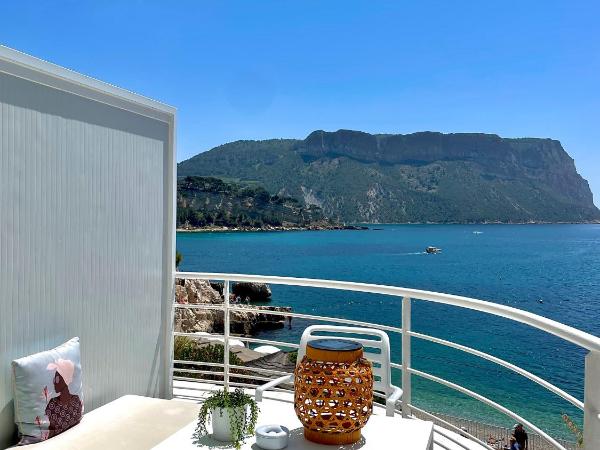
[{"xmin": 294, "ymin": 339, "xmax": 374, "ymax": 445}]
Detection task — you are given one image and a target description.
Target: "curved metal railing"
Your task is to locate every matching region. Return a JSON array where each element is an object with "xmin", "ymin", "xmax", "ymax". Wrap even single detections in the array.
[{"xmin": 171, "ymin": 272, "xmax": 600, "ymax": 450}]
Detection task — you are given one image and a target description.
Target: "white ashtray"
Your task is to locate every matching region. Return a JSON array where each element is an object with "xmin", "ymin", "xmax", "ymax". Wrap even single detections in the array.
[{"xmin": 255, "ymin": 424, "xmax": 289, "ymax": 449}]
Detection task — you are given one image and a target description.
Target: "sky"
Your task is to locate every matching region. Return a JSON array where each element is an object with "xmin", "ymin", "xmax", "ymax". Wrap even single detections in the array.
[{"xmin": 1, "ymin": 1, "xmax": 599, "ymax": 204}]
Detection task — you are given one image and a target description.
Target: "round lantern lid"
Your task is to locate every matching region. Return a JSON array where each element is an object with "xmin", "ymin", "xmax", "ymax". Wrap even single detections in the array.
[{"xmin": 307, "ymin": 339, "xmax": 362, "ymax": 351}]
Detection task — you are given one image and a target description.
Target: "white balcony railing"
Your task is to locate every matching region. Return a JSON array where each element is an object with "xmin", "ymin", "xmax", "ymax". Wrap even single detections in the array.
[{"xmin": 171, "ymin": 272, "xmax": 600, "ymax": 450}]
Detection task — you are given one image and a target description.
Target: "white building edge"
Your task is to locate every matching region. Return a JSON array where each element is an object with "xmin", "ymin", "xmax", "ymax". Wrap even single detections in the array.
[{"xmin": 1, "ymin": 46, "xmax": 599, "ymax": 450}]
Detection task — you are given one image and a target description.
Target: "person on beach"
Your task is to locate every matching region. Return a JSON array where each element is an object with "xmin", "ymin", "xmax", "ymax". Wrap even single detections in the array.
[{"xmin": 512, "ymin": 423, "xmax": 528, "ymax": 450}]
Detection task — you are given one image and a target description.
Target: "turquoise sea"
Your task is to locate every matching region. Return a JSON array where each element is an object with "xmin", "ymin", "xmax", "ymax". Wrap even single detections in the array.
[{"xmin": 177, "ymin": 225, "xmax": 600, "ymax": 439}]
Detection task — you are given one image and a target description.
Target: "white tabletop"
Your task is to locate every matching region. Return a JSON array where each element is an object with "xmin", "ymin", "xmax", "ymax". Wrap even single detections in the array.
[{"xmin": 152, "ymin": 395, "xmax": 433, "ymax": 450}]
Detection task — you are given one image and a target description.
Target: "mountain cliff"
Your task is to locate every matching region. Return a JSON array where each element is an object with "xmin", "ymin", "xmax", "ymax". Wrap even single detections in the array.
[{"xmin": 178, "ymin": 130, "xmax": 600, "ymax": 223}]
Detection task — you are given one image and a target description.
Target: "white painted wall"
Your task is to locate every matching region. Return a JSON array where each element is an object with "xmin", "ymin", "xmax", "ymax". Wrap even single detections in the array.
[{"xmin": 0, "ymin": 48, "xmax": 175, "ymax": 447}]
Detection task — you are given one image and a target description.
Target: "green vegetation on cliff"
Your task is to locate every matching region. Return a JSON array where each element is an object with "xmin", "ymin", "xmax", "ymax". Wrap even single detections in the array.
[
  {"xmin": 177, "ymin": 176, "xmax": 327, "ymax": 229},
  {"xmin": 178, "ymin": 130, "xmax": 600, "ymax": 223}
]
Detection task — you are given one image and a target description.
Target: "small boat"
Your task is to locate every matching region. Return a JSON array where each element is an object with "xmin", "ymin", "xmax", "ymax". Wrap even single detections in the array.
[
  {"xmin": 426, "ymin": 246, "xmax": 442, "ymax": 254},
  {"xmin": 473, "ymin": 231, "xmax": 483, "ymax": 235}
]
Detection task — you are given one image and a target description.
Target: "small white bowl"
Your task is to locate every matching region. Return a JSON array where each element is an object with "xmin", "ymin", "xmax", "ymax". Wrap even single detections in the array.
[{"xmin": 255, "ymin": 424, "xmax": 289, "ymax": 449}]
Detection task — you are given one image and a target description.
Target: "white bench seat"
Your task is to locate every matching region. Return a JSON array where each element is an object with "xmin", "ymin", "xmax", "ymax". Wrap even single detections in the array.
[{"xmin": 17, "ymin": 395, "xmax": 199, "ymax": 450}]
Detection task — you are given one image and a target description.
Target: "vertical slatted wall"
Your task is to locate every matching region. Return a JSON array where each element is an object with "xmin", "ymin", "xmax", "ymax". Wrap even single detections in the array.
[{"xmin": 0, "ymin": 58, "xmax": 174, "ymax": 447}]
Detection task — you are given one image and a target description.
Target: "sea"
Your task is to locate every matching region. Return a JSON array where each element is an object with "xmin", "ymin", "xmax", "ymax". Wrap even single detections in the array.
[{"xmin": 176, "ymin": 224, "xmax": 600, "ymax": 440}]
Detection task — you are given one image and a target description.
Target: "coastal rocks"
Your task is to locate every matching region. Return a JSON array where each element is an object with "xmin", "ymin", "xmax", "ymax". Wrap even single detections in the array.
[
  {"xmin": 177, "ymin": 222, "xmax": 347, "ymax": 232},
  {"xmin": 176, "ymin": 278, "xmax": 222, "ymax": 304},
  {"xmin": 208, "ymin": 281, "xmax": 273, "ymax": 303},
  {"xmin": 174, "ymin": 278, "xmax": 290, "ymax": 335},
  {"xmin": 228, "ymin": 305, "xmax": 291, "ymax": 335},
  {"xmin": 232, "ymin": 282, "xmax": 272, "ymax": 302},
  {"xmin": 342, "ymin": 225, "xmax": 369, "ymax": 230}
]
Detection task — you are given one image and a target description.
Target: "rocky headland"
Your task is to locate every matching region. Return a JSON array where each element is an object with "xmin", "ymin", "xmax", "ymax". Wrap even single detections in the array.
[
  {"xmin": 178, "ymin": 130, "xmax": 600, "ymax": 224},
  {"xmin": 174, "ymin": 278, "xmax": 291, "ymax": 335}
]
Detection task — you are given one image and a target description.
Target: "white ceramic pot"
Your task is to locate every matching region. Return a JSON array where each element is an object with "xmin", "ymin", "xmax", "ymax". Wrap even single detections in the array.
[{"xmin": 211, "ymin": 406, "xmax": 247, "ymax": 442}]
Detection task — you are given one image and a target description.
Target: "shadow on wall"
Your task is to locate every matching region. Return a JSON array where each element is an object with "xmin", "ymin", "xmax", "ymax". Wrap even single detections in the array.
[
  {"xmin": 146, "ymin": 325, "xmax": 165, "ymax": 398},
  {"xmin": 0, "ymin": 399, "xmax": 16, "ymax": 449}
]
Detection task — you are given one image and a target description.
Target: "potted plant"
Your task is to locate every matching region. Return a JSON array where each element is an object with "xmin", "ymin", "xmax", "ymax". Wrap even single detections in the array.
[{"xmin": 194, "ymin": 388, "xmax": 259, "ymax": 449}]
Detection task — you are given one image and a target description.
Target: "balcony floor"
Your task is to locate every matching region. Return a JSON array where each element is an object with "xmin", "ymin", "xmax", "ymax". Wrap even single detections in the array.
[{"xmin": 169, "ymin": 381, "xmax": 487, "ymax": 450}]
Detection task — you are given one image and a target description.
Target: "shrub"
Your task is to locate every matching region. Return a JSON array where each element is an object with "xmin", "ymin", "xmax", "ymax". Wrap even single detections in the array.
[
  {"xmin": 174, "ymin": 337, "xmax": 242, "ymax": 380},
  {"xmin": 287, "ymin": 350, "xmax": 298, "ymax": 364}
]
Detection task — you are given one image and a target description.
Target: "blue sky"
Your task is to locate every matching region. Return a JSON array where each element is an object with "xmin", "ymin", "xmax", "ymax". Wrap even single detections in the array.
[{"xmin": 1, "ymin": 1, "xmax": 599, "ymax": 204}]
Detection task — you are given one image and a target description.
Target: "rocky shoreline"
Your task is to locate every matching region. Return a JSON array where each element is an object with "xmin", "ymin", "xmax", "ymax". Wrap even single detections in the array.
[
  {"xmin": 177, "ymin": 223, "xmax": 369, "ymax": 232},
  {"xmin": 177, "ymin": 223, "xmax": 599, "ymax": 233},
  {"xmin": 174, "ymin": 278, "xmax": 291, "ymax": 335}
]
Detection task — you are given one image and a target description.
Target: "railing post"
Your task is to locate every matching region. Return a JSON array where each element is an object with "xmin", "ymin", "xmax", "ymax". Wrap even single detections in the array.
[
  {"xmin": 402, "ymin": 296, "xmax": 412, "ymax": 418},
  {"xmin": 223, "ymin": 280, "xmax": 230, "ymax": 391},
  {"xmin": 584, "ymin": 350, "xmax": 600, "ymax": 448}
]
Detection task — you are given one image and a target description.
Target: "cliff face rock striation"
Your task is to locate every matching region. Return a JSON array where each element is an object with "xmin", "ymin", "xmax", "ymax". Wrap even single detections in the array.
[
  {"xmin": 178, "ymin": 130, "xmax": 600, "ymax": 223},
  {"xmin": 174, "ymin": 278, "xmax": 290, "ymax": 335}
]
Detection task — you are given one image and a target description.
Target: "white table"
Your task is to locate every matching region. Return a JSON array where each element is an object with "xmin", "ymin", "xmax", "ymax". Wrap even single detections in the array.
[{"xmin": 152, "ymin": 395, "xmax": 433, "ymax": 450}]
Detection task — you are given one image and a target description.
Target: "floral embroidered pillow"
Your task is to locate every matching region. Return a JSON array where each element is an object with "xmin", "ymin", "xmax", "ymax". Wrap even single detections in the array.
[{"xmin": 12, "ymin": 337, "xmax": 84, "ymax": 444}]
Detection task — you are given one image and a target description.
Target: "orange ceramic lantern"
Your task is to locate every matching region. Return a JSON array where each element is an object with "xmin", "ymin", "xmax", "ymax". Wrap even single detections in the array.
[{"xmin": 294, "ymin": 339, "xmax": 374, "ymax": 445}]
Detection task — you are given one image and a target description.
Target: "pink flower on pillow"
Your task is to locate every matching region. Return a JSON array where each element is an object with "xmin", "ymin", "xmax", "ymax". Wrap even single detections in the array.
[{"xmin": 35, "ymin": 416, "xmax": 43, "ymax": 440}]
